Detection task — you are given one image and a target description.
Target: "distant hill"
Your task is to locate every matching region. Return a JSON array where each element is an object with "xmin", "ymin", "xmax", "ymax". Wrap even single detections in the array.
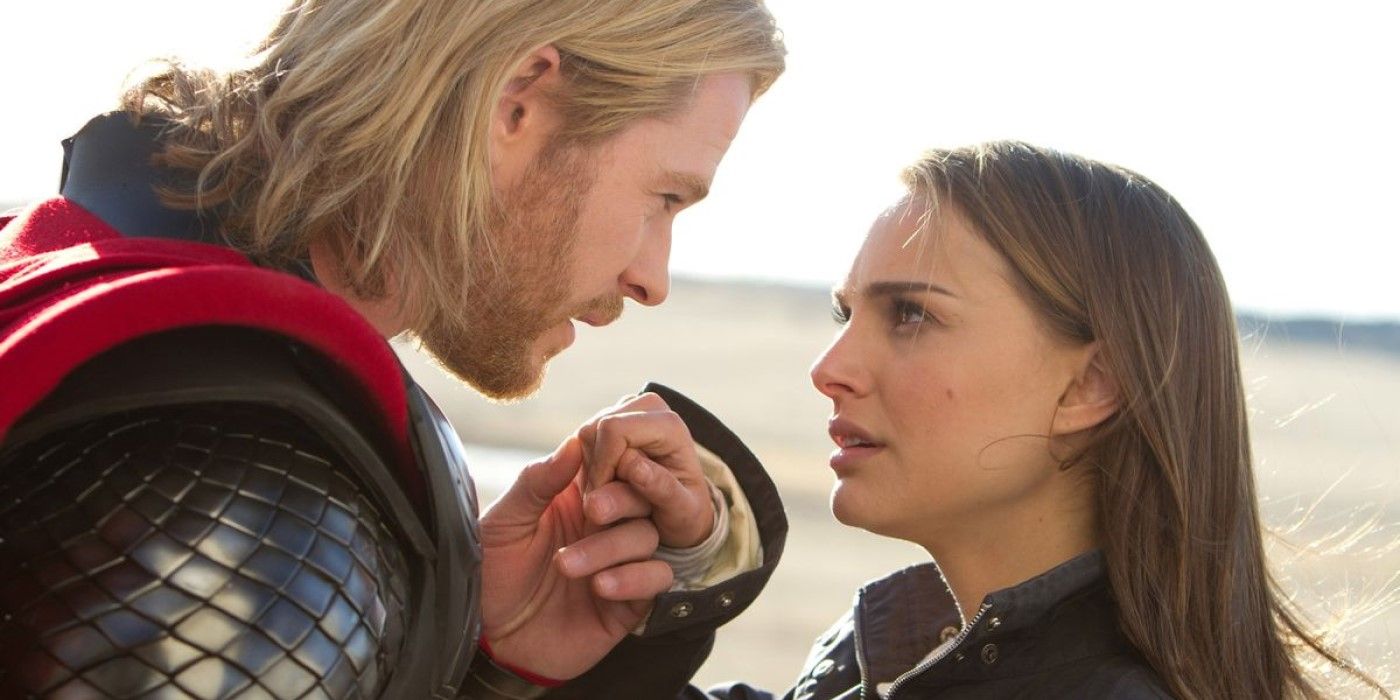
[
  {"xmin": 675, "ymin": 276, "xmax": 1400, "ymax": 357},
  {"xmin": 1237, "ymin": 313, "xmax": 1400, "ymax": 356},
  {"xmin": 1, "ymin": 202, "xmax": 1394, "ymax": 358}
]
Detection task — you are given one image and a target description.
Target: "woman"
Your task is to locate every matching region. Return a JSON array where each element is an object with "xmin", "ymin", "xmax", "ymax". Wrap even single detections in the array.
[{"xmin": 552, "ymin": 141, "xmax": 1387, "ymax": 698}]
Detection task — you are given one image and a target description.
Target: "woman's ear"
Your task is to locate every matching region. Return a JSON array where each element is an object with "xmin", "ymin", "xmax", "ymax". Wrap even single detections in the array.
[
  {"xmin": 1052, "ymin": 343, "xmax": 1120, "ymax": 437},
  {"xmin": 491, "ymin": 44, "xmax": 565, "ymax": 181}
]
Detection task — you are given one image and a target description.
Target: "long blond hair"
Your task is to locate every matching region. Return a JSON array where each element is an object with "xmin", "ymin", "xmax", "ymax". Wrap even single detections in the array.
[
  {"xmin": 903, "ymin": 142, "xmax": 1387, "ymax": 699},
  {"xmin": 122, "ymin": 0, "xmax": 785, "ymax": 329}
]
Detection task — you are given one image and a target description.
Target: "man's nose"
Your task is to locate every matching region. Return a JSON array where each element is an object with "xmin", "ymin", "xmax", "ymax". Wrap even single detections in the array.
[{"xmin": 620, "ymin": 226, "xmax": 672, "ymax": 306}]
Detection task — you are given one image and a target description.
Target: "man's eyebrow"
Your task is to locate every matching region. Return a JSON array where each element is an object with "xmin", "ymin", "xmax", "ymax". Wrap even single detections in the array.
[
  {"xmin": 661, "ymin": 171, "xmax": 710, "ymax": 203},
  {"xmin": 865, "ymin": 280, "xmax": 960, "ymax": 299}
]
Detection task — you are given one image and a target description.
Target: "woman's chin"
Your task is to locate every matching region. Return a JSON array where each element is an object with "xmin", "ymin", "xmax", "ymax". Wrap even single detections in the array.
[
  {"xmin": 829, "ymin": 482, "xmax": 868, "ymax": 529},
  {"xmin": 830, "ymin": 482, "xmax": 915, "ymax": 541}
]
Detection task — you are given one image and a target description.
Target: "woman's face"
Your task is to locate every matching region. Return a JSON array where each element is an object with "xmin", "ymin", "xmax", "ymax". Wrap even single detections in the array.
[{"xmin": 810, "ymin": 197, "xmax": 1091, "ymax": 544}]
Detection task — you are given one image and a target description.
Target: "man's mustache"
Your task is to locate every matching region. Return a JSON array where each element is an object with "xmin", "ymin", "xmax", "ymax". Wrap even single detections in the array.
[{"xmin": 572, "ymin": 295, "xmax": 625, "ymax": 326}]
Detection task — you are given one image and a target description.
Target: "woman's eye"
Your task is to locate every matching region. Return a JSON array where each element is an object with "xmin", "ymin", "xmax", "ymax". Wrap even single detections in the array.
[
  {"xmin": 892, "ymin": 299, "xmax": 934, "ymax": 328},
  {"xmin": 831, "ymin": 303, "xmax": 851, "ymax": 325}
]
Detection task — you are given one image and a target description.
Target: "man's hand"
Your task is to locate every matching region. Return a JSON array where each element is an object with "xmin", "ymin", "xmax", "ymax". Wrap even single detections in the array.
[
  {"xmin": 479, "ymin": 437, "xmax": 674, "ymax": 680},
  {"xmin": 578, "ymin": 393, "xmax": 715, "ymax": 549}
]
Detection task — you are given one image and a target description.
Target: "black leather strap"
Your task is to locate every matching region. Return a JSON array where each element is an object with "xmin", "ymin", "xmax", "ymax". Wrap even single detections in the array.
[{"xmin": 458, "ymin": 653, "xmax": 550, "ymax": 699}]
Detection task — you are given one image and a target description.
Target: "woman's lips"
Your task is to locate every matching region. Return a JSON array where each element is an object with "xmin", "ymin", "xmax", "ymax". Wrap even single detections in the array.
[
  {"xmin": 830, "ymin": 443, "xmax": 883, "ymax": 471},
  {"xmin": 828, "ymin": 417, "xmax": 884, "ymax": 471}
]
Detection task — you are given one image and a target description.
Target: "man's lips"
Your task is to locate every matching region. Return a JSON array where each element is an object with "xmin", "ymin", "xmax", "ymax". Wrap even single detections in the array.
[
  {"xmin": 573, "ymin": 313, "xmax": 612, "ymax": 327},
  {"xmin": 570, "ymin": 296, "xmax": 625, "ymax": 328}
]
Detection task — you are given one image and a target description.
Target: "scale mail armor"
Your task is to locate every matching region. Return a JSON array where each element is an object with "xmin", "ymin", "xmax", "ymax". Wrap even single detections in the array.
[{"xmin": 0, "ymin": 113, "xmax": 482, "ymax": 698}]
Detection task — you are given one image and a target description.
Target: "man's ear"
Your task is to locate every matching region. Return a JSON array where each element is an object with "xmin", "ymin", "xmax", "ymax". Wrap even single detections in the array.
[
  {"xmin": 1052, "ymin": 343, "xmax": 1120, "ymax": 437},
  {"xmin": 492, "ymin": 44, "xmax": 564, "ymax": 149}
]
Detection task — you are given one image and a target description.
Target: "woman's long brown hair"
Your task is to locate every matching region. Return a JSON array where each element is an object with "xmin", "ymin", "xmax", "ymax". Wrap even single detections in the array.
[{"xmin": 903, "ymin": 142, "xmax": 1386, "ymax": 699}]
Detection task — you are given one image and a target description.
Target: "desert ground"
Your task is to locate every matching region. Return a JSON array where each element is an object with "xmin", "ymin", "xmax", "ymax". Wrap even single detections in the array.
[{"xmin": 398, "ymin": 277, "xmax": 1399, "ymax": 693}]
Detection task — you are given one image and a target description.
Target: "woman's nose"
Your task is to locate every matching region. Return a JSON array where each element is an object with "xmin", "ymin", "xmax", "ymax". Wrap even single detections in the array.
[{"xmin": 810, "ymin": 332, "xmax": 864, "ymax": 400}]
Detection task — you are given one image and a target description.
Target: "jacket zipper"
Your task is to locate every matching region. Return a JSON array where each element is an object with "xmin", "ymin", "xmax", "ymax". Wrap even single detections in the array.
[
  {"xmin": 882, "ymin": 602, "xmax": 992, "ymax": 699},
  {"xmin": 853, "ymin": 603, "xmax": 870, "ymax": 700}
]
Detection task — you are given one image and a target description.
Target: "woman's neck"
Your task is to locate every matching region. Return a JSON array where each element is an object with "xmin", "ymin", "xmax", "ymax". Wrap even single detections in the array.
[{"xmin": 916, "ymin": 477, "xmax": 1099, "ymax": 623}]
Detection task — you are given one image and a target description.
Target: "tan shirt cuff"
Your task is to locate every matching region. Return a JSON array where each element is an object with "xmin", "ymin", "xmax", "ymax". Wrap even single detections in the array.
[{"xmin": 654, "ymin": 443, "xmax": 764, "ymax": 591}]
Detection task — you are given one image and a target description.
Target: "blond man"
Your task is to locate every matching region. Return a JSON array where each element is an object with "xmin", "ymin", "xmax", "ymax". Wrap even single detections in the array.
[{"xmin": 0, "ymin": 1, "xmax": 786, "ymax": 697}]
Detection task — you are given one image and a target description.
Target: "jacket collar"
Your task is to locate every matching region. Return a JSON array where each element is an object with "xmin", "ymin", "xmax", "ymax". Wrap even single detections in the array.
[
  {"xmin": 976, "ymin": 549, "xmax": 1106, "ymax": 636},
  {"xmin": 61, "ymin": 113, "xmax": 212, "ymax": 245},
  {"xmin": 59, "ymin": 112, "xmax": 316, "ymax": 282},
  {"xmin": 853, "ymin": 549, "xmax": 1107, "ymax": 689}
]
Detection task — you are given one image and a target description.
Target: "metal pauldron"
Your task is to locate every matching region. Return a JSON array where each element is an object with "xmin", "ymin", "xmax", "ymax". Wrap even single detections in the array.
[{"xmin": 0, "ymin": 329, "xmax": 485, "ymax": 698}]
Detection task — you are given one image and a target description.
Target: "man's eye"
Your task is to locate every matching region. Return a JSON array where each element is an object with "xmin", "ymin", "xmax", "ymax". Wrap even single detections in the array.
[
  {"xmin": 661, "ymin": 193, "xmax": 684, "ymax": 211},
  {"xmin": 831, "ymin": 303, "xmax": 851, "ymax": 325}
]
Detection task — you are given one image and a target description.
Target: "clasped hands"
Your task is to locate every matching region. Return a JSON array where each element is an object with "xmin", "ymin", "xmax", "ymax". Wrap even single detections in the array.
[{"xmin": 477, "ymin": 393, "xmax": 716, "ymax": 680}]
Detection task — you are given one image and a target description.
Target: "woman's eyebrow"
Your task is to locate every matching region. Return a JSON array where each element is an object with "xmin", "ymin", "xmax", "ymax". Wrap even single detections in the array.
[{"xmin": 865, "ymin": 280, "xmax": 960, "ymax": 299}]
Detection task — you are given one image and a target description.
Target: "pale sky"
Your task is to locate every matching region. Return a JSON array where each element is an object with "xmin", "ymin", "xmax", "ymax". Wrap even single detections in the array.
[{"xmin": 2, "ymin": 1, "xmax": 1396, "ymax": 320}]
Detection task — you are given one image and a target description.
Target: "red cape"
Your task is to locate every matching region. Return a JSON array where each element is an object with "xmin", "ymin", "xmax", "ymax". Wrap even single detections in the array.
[{"xmin": 0, "ymin": 197, "xmax": 423, "ymax": 502}]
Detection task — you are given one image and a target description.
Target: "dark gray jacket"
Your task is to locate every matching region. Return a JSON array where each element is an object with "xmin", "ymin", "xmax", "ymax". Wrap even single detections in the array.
[
  {"xmin": 558, "ymin": 520, "xmax": 1171, "ymax": 698},
  {"xmin": 700, "ymin": 551, "xmax": 1172, "ymax": 699}
]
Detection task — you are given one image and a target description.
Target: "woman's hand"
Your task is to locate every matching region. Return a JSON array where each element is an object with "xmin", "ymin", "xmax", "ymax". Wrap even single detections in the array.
[{"xmin": 577, "ymin": 392, "xmax": 715, "ymax": 549}]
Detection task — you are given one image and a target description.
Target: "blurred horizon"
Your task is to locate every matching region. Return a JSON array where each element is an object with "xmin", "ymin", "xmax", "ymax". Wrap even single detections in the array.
[{"xmin": 2, "ymin": 182, "xmax": 1397, "ymax": 328}]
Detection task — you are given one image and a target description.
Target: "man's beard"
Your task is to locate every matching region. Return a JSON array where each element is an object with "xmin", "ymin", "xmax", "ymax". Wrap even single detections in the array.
[{"xmin": 417, "ymin": 142, "xmax": 623, "ymax": 400}]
